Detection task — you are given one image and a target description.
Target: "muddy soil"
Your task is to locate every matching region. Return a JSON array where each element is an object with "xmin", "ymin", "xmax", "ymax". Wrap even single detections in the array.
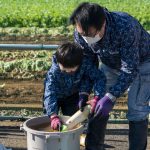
[
  {"xmin": 0, "ymin": 79, "xmax": 127, "ymax": 108},
  {"xmin": 0, "ymin": 79, "xmax": 44, "ymax": 105}
]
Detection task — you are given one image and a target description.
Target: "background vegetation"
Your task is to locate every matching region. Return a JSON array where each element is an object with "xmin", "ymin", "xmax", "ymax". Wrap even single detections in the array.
[
  {"xmin": 0, "ymin": 50, "xmax": 54, "ymax": 79},
  {"xmin": 0, "ymin": 0, "xmax": 149, "ymax": 79},
  {"xmin": 0, "ymin": 0, "xmax": 149, "ymax": 30}
]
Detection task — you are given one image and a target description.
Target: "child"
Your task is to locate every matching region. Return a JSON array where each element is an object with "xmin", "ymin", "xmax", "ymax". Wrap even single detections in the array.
[{"xmin": 43, "ymin": 42, "xmax": 106, "ymax": 130}]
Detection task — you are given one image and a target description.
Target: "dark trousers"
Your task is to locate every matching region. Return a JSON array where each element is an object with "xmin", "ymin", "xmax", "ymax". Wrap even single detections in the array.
[
  {"xmin": 129, "ymin": 119, "xmax": 148, "ymax": 150},
  {"xmin": 57, "ymin": 93, "xmax": 79, "ymax": 116},
  {"xmin": 85, "ymin": 115, "xmax": 109, "ymax": 150}
]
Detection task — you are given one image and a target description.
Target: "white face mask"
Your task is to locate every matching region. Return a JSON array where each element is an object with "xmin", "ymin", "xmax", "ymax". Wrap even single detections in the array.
[{"xmin": 82, "ymin": 34, "xmax": 102, "ymax": 46}]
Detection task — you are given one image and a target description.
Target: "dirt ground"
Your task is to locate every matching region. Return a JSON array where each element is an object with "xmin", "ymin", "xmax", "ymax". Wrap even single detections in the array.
[
  {"xmin": 0, "ymin": 79, "xmax": 127, "ymax": 108},
  {"xmin": 0, "ymin": 79, "xmax": 43, "ymax": 105}
]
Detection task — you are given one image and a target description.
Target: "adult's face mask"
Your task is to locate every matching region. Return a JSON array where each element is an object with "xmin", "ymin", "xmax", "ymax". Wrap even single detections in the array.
[
  {"xmin": 61, "ymin": 70, "xmax": 77, "ymax": 76},
  {"xmin": 82, "ymin": 34, "xmax": 102, "ymax": 46}
]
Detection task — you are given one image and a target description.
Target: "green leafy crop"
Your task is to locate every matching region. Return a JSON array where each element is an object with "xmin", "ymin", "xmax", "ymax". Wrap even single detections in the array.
[{"xmin": 0, "ymin": 0, "xmax": 149, "ymax": 30}]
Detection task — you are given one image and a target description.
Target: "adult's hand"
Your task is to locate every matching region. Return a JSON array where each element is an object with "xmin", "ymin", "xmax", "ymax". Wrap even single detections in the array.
[{"xmin": 94, "ymin": 95, "xmax": 115, "ymax": 117}]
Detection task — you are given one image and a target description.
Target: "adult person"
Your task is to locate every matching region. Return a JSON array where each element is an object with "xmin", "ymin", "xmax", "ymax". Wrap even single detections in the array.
[{"xmin": 70, "ymin": 2, "xmax": 150, "ymax": 150}]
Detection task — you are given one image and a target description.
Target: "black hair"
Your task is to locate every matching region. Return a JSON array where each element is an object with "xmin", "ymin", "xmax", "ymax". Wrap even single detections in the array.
[
  {"xmin": 55, "ymin": 42, "xmax": 83, "ymax": 68},
  {"xmin": 70, "ymin": 2, "xmax": 106, "ymax": 35}
]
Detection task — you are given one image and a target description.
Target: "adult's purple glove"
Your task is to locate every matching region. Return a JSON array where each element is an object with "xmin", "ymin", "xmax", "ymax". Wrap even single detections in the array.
[
  {"xmin": 94, "ymin": 95, "xmax": 114, "ymax": 117},
  {"xmin": 78, "ymin": 94, "xmax": 88, "ymax": 111},
  {"xmin": 50, "ymin": 114, "xmax": 62, "ymax": 130}
]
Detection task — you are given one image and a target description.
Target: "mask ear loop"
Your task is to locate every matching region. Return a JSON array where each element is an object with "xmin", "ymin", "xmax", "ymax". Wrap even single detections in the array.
[{"xmin": 99, "ymin": 21, "xmax": 106, "ymax": 38}]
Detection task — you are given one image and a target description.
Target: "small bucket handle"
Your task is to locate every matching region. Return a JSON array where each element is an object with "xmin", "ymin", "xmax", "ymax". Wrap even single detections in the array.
[{"xmin": 45, "ymin": 134, "xmax": 60, "ymax": 143}]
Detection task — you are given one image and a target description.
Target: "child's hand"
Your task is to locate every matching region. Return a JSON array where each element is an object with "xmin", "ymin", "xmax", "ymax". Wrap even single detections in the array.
[
  {"xmin": 87, "ymin": 96, "xmax": 100, "ymax": 114},
  {"xmin": 78, "ymin": 94, "xmax": 88, "ymax": 111},
  {"xmin": 50, "ymin": 114, "xmax": 62, "ymax": 130}
]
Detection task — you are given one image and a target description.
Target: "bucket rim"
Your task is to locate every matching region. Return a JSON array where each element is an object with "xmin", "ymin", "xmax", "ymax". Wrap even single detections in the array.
[{"xmin": 22, "ymin": 116, "xmax": 84, "ymax": 136}]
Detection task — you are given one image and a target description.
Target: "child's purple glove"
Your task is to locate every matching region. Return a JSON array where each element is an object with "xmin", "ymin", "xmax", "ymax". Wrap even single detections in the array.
[
  {"xmin": 78, "ymin": 94, "xmax": 88, "ymax": 111},
  {"xmin": 94, "ymin": 95, "xmax": 115, "ymax": 117},
  {"xmin": 50, "ymin": 114, "xmax": 62, "ymax": 130}
]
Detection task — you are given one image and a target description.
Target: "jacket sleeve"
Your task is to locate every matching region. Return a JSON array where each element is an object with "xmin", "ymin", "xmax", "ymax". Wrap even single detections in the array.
[
  {"xmin": 79, "ymin": 76, "xmax": 93, "ymax": 95},
  {"xmin": 108, "ymin": 23, "xmax": 141, "ymax": 98},
  {"xmin": 43, "ymin": 70, "xmax": 58, "ymax": 116},
  {"xmin": 80, "ymin": 59, "xmax": 106, "ymax": 98}
]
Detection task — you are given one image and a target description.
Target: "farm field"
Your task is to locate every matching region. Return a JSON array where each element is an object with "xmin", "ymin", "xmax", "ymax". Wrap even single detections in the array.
[
  {"xmin": 0, "ymin": 78, "xmax": 128, "ymax": 121},
  {"xmin": 0, "ymin": 50, "xmax": 54, "ymax": 79},
  {"xmin": 0, "ymin": 79, "xmax": 127, "ymax": 108},
  {"xmin": 0, "ymin": 79, "xmax": 43, "ymax": 105},
  {"xmin": 0, "ymin": 48, "xmax": 128, "ymax": 119},
  {"xmin": 0, "ymin": 1, "xmax": 149, "ymax": 150},
  {"xmin": 0, "ymin": 0, "xmax": 149, "ymax": 30},
  {"xmin": 0, "ymin": 49, "xmax": 127, "ymax": 107}
]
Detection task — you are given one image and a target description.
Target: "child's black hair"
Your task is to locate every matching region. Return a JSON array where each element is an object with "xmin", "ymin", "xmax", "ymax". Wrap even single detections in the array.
[{"xmin": 55, "ymin": 42, "xmax": 83, "ymax": 68}]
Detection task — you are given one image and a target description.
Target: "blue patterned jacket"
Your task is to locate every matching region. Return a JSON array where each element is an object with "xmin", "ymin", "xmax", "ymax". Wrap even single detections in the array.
[
  {"xmin": 43, "ymin": 54, "xmax": 106, "ymax": 116},
  {"xmin": 74, "ymin": 10, "xmax": 150, "ymax": 98}
]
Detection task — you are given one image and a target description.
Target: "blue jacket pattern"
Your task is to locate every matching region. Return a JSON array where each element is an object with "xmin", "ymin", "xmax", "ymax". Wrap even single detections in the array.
[
  {"xmin": 43, "ymin": 55, "xmax": 106, "ymax": 116},
  {"xmin": 74, "ymin": 10, "xmax": 150, "ymax": 98}
]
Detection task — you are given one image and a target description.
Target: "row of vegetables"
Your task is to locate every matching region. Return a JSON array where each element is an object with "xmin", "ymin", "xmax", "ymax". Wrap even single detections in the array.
[
  {"xmin": 0, "ymin": 50, "xmax": 54, "ymax": 79},
  {"xmin": 0, "ymin": 108, "xmax": 127, "ymax": 119}
]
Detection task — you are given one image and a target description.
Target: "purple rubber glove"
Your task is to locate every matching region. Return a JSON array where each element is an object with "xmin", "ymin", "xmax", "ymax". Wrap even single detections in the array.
[
  {"xmin": 50, "ymin": 114, "xmax": 62, "ymax": 130},
  {"xmin": 94, "ymin": 95, "xmax": 114, "ymax": 117},
  {"xmin": 78, "ymin": 94, "xmax": 88, "ymax": 111}
]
